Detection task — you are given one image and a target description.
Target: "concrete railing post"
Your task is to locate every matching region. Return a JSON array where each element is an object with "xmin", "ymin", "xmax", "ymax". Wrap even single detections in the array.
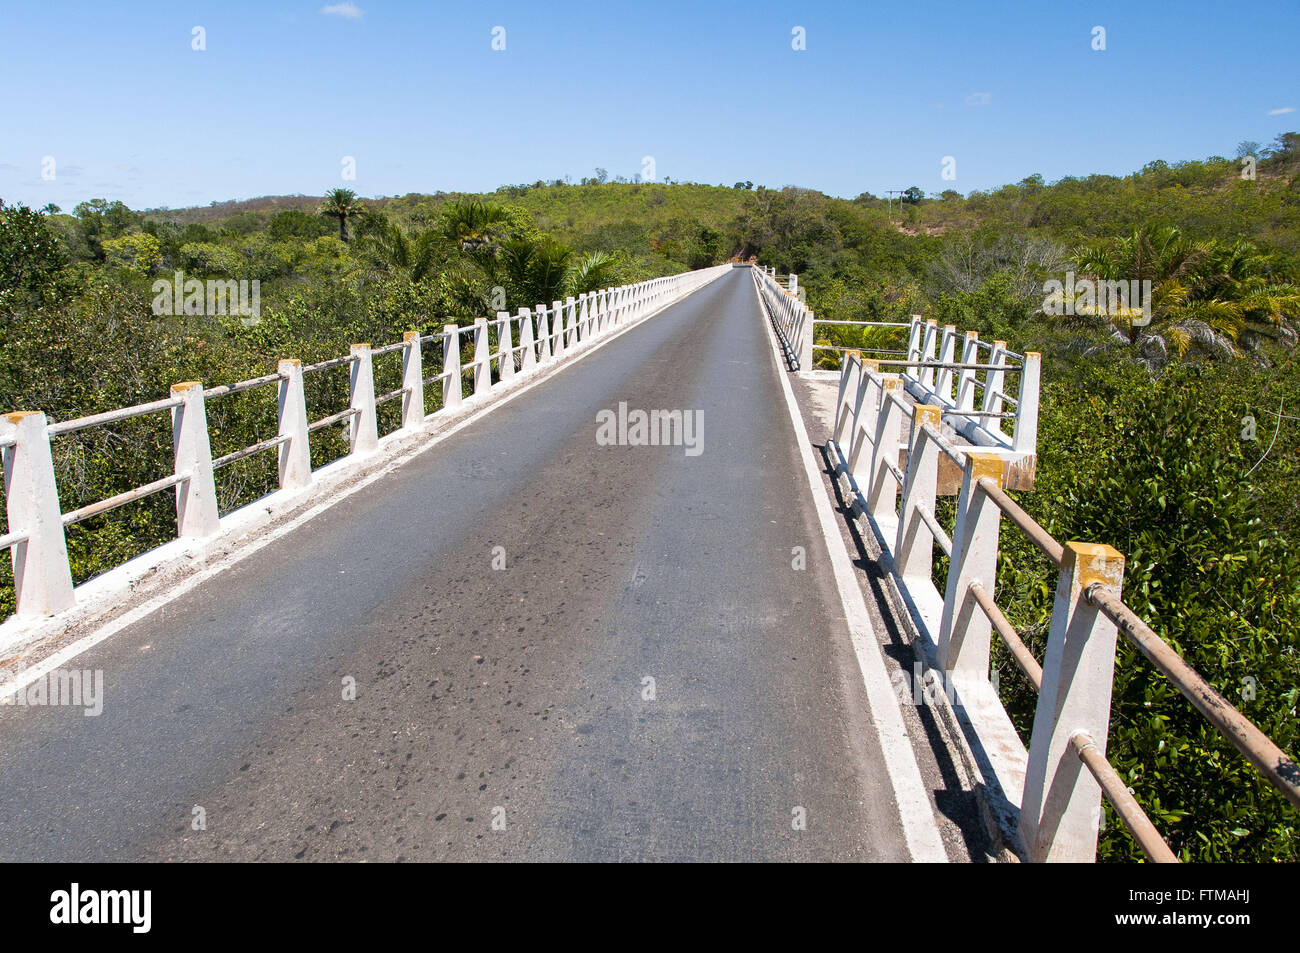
[
  {"xmin": 496, "ymin": 312, "xmax": 515, "ymax": 383},
  {"xmin": 571, "ymin": 296, "xmax": 584, "ymax": 349},
  {"xmin": 518, "ymin": 308, "xmax": 536, "ymax": 372},
  {"xmin": 867, "ymin": 376, "xmax": 905, "ymax": 521},
  {"xmin": 277, "ymin": 359, "xmax": 312, "ymax": 490},
  {"xmin": 349, "ymin": 344, "xmax": 379, "ymax": 455},
  {"xmin": 551, "ymin": 301, "xmax": 566, "ymax": 359},
  {"xmin": 982, "ymin": 340, "xmax": 1008, "ymax": 425},
  {"xmin": 442, "ymin": 325, "xmax": 463, "ymax": 411},
  {"xmin": 906, "ymin": 316, "xmax": 924, "ymax": 368},
  {"xmin": 956, "ymin": 331, "xmax": 980, "ymax": 412},
  {"xmin": 585, "ymin": 293, "xmax": 598, "ymax": 342},
  {"xmin": 1020, "ymin": 542, "xmax": 1126, "ymax": 863},
  {"xmin": 170, "ymin": 381, "xmax": 221, "ymax": 538},
  {"xmin": 895, "ymin": 405, "xmax": 942, "ymax": 585},
  {"xmin": 401, "ymin": 331, "xmax": 425, "ymax": 430},
  {"xmin": 536, "ymin": 307, "xmax": 552, "ymax": 363},
  {"xmin": 1013, "ymin": 352, "xmax": 1042, "ymax": 454},
  {"xmin": 472, "ymin": 318, "xmax": 491, "ymax": 397},
  {"xmin": 832, "ymin": 354, "xmax": 863, "ymax": 447},
  {"xmin": 937, "ymin": 452, "xmax": 1004, "ymax": 681},
  {"xmin": 920, "ymin": 320, "xmax": 939, "ymax": 391},
  {"xmin": 936, "ymin": 326, "xmax": 958, "ymax": 402},
  {"xmin": 1, "ymin": 411, "xmax": 75, "ymax": 616},
  {"xmin": 797, "ymin": 307, "xmax": 814, "ymax": 370},
  {"xmin": 846, "ymin": 361, "xmax": 880, "ymax": 489}
]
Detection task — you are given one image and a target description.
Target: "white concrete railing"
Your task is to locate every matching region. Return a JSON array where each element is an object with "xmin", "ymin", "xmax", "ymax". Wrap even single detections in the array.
[
  {"xmin": 0, "ymin": 264, "xmax": 731, "ymax": 619},
  {"xmin": 823, "ymin": 350, "xmax": 1300, "ymax": 862},
  {"xmin": 751, "ymin": 266, "xmax": 1041, "ymax": 462}
]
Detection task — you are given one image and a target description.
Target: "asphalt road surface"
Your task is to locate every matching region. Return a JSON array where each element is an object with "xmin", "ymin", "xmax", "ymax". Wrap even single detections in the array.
[{"xmin": 0, "ymin": 269, "xmax": 934, "ymax": 862}]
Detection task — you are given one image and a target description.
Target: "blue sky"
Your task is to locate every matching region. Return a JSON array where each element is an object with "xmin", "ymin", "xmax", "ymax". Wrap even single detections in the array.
[{"xmin": 1, "ymin": 0, "xmax": 1296, "ymax": 210}]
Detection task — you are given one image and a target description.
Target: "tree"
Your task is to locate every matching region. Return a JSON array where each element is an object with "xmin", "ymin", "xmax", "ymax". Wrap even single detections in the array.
[
  {"xmin": 498, "ymin": 236, "xmax": 572, "ymax": 306},
  {"xmin": 0, "ymin": 200, "xmax": 68, "ymax": 316},
  {"xmin": 1074, "ymin": 225, "xmax": 1300, "ymax": 363},
  {"xmin": 318, "ymin": 188, "xmax": 364, "ymax": 242},
  {"xmin": 102, "ymin": 232, "xmax": 162, "ymax": 275},
  {"xmin": 71, "ymin": 198, "xmax": 138, "ymax": 261},
  {"xmin": 566, "ymin": 251, "xmax": 619, "ymax": 296},
  {"xmin": 901, "ymin": 186, "xmax": 924, "ymax": 205},
  {"xmin": 440, "ymin": 199, "xmax": 509, "ymax": 257},
  {"xmin": 269, "ymin": 209, "xmax": 329, "ymax": 241}
]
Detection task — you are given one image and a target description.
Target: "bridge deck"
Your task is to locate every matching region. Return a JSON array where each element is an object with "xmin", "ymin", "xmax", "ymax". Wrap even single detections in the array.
[{"xmin": 0, "ymin": 269, "xmax": 984, "ymax": 862}]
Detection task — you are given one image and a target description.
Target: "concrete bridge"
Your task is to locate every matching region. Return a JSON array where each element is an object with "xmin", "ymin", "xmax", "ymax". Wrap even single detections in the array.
[{"xmin": 0, "ymin": 265, "xmax": 1294, "ymax": 862}]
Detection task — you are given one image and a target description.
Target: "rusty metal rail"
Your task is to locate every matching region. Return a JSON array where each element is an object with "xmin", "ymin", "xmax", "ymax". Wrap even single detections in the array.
[
  {"xmin": 1071, "ymin": 731, "xmax": 1179, "ymax": 863},
  {"xmin": 203, "ymin": 372, "xmax": 283, "ymax": 401},
  {"xmin": 977, "ymin": 476, "xmax": 1065, "ymax": 566},
  {"xmin": 47, "ymin": 396, "xmax": 184, "ymax": 438},
  {"xmin": 969, "ymin": 581, "xmax": 1043, "ymax": 691},
  {"xmin": 212, "ymin": 433, "xmax": 290, "ymax": 471},
  {"xmin": 1086, "ymin": 584, "xmax": 1300, "ymax": 810},
  {"xmin": 61, "ymin": 472, "xmax": 190, "ymax": 527}
]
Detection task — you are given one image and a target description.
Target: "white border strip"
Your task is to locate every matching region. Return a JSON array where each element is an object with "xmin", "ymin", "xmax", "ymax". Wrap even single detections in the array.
[{"xmin": 751, "ymin": 278, "xmax": 948, "ymax": 863}]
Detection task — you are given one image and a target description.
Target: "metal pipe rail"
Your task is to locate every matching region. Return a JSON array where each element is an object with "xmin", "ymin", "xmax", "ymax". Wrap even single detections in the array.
[
  {"xmin": 1, "ymin": 263, "xmax": 732, "ymax": 620},
  {"xmin": 969, "ymin": 580, "xmax": 1042, "ymax": 690},
  {"xmin": 1071, "ymin": 731, "xmax": 1179, "ymax": 863},
  {"xmin": 308, "ymin": 407, "xmax": 359, "ymax": 433},
  {"xmin": 62, "ymin": 472, "xmax": 190, "ymax": 527},
  {"xmin": 823, "ymin": 347, "xmax": 1298, "ymax": 863},
  {"xmin": 203, "ymin": 372, "xmax": 283, "ymax": 401},
  {"xmin": 1086, "ymin": 584, "xmax": 1300, "ymax": 810},
  {"xmin": 914, "ymin": 503, "xmax": 952, "ymax": 558},
  {"xmin": 814, "ymin": 319, "xmax": 911, "ymax": 328},
  {"xmin": 977, "ymin": 476, "xmax": 1065, "ymax": 566},
  {"xmin": 0, "ymin": 529, "xmax": 29, "ymax": 551},
  {"xmin": 212, "ymin": 433, "xmax": 290, "ymax": 471},
  {"xmin": 47, "ymin": 395, "xmax": 184, "ymax": 438}
]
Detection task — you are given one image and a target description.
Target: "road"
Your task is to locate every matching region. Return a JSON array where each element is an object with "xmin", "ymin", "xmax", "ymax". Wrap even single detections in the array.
[{"xmin": 0, "ymin": 269, "xmax": 936, "ymax": 862}]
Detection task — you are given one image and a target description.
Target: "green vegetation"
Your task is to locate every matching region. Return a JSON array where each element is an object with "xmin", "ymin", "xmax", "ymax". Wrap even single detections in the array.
[{"xmin": 1, "ymin": 135, "xmax": 1298, "ymax": 861}]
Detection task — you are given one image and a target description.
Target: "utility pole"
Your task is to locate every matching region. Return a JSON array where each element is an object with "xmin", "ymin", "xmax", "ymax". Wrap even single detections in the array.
[{"xmin": 885, "ymin": 189, "xmax": 905, "ymax": 224}]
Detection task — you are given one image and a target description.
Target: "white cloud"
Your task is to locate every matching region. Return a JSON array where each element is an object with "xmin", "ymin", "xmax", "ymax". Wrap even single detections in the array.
[
  {"xmin": 320, "ymin": 3, "xmax": 362, "ymax": 18},
  {"xmin": 965, "ymin": 92, "xmax": 991, "ymax": 106},
  {"xmin": 1267, "ymin": 106, "xmax": 1295, "ymax": 115}
]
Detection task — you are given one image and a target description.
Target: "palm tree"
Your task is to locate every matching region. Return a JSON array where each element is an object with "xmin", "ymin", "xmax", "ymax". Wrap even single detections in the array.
[
  {"xmin": 440, "ymin": 199, "xmax": 509, "ymax": 257},
  {"xmin": 319, "ymin": 188, "xmax": 364, "ymax": 242},
  {"xmin": 499, "ymin": 237, "xmax": 572, "ymax": 306},
  {"xmin": 1072, "ymin": 225, "xmax": 1300, "ymax": 364},
  {"xmin": 353, "ymin": 210, "xmax": 410, "ymax": 271},
  {"xmin": 566, "ymin": 251, "xmax": 620, "ymax": 296}
]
